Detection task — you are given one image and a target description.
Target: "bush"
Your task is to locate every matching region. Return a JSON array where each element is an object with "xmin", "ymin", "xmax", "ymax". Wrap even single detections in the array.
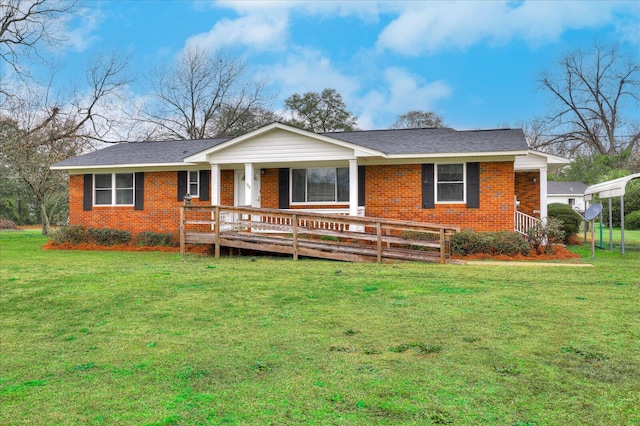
[
  {"xmin": 449, "ymin": 230, "xmax": 491, "ymax": 256},
  {"xmin": 51, "ymin": 225, "xmax": 86, "ymax": 245},
  {"xmin": 489, "ymin": 231, "xmax": 530, "ymax": 256},
  {"xmin": 547, "ymin": 203, "xmax": 581, "ymax": 242},
  {"xmin": 526, "ymin": 218, "xmax": 566, "ymax": 254},
  {"xmin": 626, "ymin": 210, "xmax": 640, "ymax": 230},
  {"xmin": 450, "ymin": 230, "xmax": 529, "ymax": 256},
  {"xmin": 136, "ymin": 231, "xmax": 175, "ymax": 247},
  {"xmin": 86, "ymin": 228, "xmax": 131, "ymax": 246},
  {"xmin": 0, "ymin": 219, "xmax": 18, "ymax": 230}
]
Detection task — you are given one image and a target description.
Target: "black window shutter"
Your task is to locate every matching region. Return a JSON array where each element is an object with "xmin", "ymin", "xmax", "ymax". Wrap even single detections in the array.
[
  {"xmin": 199, "ymin": 170, "xmax": 210, "ymax": 202},
  {"xmin": 177, "ymin": 171, "xmax": 187, "ymax": 201},
  {"xmin": 466, "ymin": 162, "xmax": 480, "ymax": 209},
  {"xmin": 422, "ymin": 164, "xmax": 435, "ymax": 209},
  {"xmin": 278, "ymin": 168, "xmax": 290, "ymax": 209},
  {"xmin": 83, "ymin": 174, "xmax": 93, "ymax": 211},
  {"xmin": 134, "ymin": 172, "xmax": 144, "ymax": 210},
  {"xmin": 358, "ymin": 165, "xmax": 366, "ymax": 207}
]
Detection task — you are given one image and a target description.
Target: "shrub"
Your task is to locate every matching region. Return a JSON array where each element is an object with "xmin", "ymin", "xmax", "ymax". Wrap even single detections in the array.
[
  {"xmin": 86, "ymin": 228, "xmax": 131, "ymax": 246},
  {"xmin": 526, "ymin": 218, "xmax": 565, "ymax": 254},
  {"xmin": 449, "ymin": 230, "xmax": 491, "ymax": 256},
  {"xmin": 489, "ymin": 231, "xmax": 530, "ymax": 256},
  {"xmin": 0, "ymin": 219, "xmax": 18, "ymax": 230},
  {"xmin": 625, "ymin": 210, "xmax": 640, "ymax": 230},
  {"xmin": 51, "ymin": 225, "xmax": 86, "ymax": 245},
  {"xmin": 450, "ymin": 230, "xmax": 529, "ymax": 256},
  {"xmin": 136, "ymin": 231, "xmax": 175, "ymax": 247},
  {"xmin": 547, "ymin": 203, "xmax": 581, "ymax": 242}
]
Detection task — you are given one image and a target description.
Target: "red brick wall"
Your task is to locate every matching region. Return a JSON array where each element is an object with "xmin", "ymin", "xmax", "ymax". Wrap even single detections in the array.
[
  {"xmin": 365, "ymin": 162, "xmax": 515, "ymax": 232},
  {"xmin": 261, "ymin": 168, "xmax": 279, "ymax": 209},
  {"xmin": 70, "ymin": 172, "xmax": 213, "ymax": 235},
  {"xmin": 69, "ymin": 162, "xmax": 518, "ymax": 234},
  {"xmin": 515, "ymin": 172, "xmax": 540, "ymax": 217},
  {"xmin": 220, "ymin": 170, "xmax": 234, "ymax": 206}
]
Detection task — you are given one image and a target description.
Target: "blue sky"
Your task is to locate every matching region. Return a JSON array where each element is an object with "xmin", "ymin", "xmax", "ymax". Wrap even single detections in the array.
[{"xmin": 46, "ymin": 1, "xmax": 640, "ymax": 132}]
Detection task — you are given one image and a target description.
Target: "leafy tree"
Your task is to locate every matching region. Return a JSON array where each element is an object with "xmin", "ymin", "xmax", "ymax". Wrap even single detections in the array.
[
  {"xmin": 538, "ymin": 43, "xmax": 640, "ymax": 156},
  {"xmin": 284, "ymin": 88, "xmax": 357, "ymax": 133},
  {"xmin": 140, "ymin": 46, "xmax": 273, "ymax": 140},
  {"xmin": 391, "ymin": 110, "xmax": 445, "ymax": 129},
  {"xmin": 551, "ymin": 151, "xmax": 639, "ymax": 185}
]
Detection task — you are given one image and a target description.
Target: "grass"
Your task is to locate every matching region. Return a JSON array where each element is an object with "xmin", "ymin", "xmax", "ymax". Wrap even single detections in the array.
[{"xmin": 1, "ymin": 230, "xmax": 640, "ymax": 425}]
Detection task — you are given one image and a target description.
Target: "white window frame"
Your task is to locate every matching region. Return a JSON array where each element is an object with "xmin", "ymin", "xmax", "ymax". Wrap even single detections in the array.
[
  {"xmin": 435, "ymin": 163, "xmax": 466, "ymax": 204},
  {"xmin": 188, "ymin": 171, "xmax": 199, "ymax": 198},
  {"xmin": 290, "ymin": 167, "xmax": 350, "ymax": 205},
  {"xmin": 93, "ymin": 173, "xmax": 135, "ymax": 206}
]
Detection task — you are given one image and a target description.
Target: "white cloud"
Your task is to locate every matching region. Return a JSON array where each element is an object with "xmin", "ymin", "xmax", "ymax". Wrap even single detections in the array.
[
  {"xmin": 376, "ymin": 1, "xmax": 629, "ymax": 55},
  {"xmin": 264, "ymin": 49, "xmax": 360, "ymax": 100},
  {"xmin": 64, "ymin": 6, "xmax": 104, "ymax": 52},
  {"xmin": 186, "ymin": 14, "xmax": 289, "ymax": 53},
  {"xmin": 358, "ymin": 68, "xmax": 451, "ymax": 129},
  {"xmin": 215, "ymin": 0, "xmax": 383, "ymax": 20}
]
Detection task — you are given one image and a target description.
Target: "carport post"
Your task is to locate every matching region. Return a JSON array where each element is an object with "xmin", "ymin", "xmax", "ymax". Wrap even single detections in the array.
[
  {"xmin": 608, "ymin": 198, "xmax": 613, "ymax": 251},
  {"xmin": 621, "ymin": 195, "xmax": 625, "ymax": 255}
]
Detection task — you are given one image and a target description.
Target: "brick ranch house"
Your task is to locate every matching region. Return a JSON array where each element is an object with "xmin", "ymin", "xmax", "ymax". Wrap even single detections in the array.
[{"xmin": 51, "ymin": 122, "xmax": 569, "ymax": 236}]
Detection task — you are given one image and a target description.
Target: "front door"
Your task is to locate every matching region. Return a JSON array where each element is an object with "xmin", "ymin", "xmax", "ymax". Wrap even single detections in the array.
[{"xmin": 235, "ymin": 170, "xmax": 261, "ymax": 207}]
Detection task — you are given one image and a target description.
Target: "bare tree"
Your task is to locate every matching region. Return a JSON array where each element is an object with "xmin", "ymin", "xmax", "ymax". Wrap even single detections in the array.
[
  {"xmin": 140, "ymin": 46, "xmax": 273, "ymax": 140},
  {"xmin": 0, "ymin": 53, "xmax": 132, "ymax": 234},
  {"xmin": 391, "ymin": 110, "xmax": 445, "ymax": 129},
  {"xmin": 539, "ymin": 44, "xmax": 640, "ymax": 156},
  {"xmin": 0, "ymin": 0, "xmax": 75, "ymax": 90},
  {"xmin": 284, "ymin": 88, "xmax": 357, "ymax": 133}
]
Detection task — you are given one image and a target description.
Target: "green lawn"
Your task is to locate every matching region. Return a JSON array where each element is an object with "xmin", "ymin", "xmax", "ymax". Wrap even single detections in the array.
[{"xmin": 1, "ymin": 230, "xmax": 640, "ymax": 425}]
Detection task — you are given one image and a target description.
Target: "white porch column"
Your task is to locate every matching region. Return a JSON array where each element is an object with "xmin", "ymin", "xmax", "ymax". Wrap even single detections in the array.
[
  {"xmin": 211, "ymin": 164, "xmax": 220, "ymax": 206},
  {"xmin": 349, "ymin": 159, "xmax": 358, "ymax": 216},
  {"xmin": 244, "ymin": 163, "xmax": 254, "ymax": 207},
  {"xmin": 539, "ymin": 166, "xmax": 548, "ymax": 224}
]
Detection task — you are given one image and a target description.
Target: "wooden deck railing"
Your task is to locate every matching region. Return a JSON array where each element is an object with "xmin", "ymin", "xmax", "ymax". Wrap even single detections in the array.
[{"xmin": 180, "ymin": 205, "xmax": 460, "ymax": 264}]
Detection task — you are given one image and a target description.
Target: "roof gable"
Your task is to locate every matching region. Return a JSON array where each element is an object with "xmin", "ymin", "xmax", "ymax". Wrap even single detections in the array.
[{"xmin": 184, "ymin": 122, "xmax": 382, "ymax": 163}]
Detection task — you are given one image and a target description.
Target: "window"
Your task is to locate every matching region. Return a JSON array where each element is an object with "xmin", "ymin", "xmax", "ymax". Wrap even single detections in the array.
[
  {"xmin": 436, "ymin": 164, "xmax": 465, "ymax": 203},
  {"xmin": 291, "ymin": 168, "xmax": 350, "ymax": 203},
  {"xmin": 188, "ymin": 171, "xmax": 199, "ymax": 197},
  {"xmin": 94, "ymin": 173, "xmax": 134, "ymax": 205}
]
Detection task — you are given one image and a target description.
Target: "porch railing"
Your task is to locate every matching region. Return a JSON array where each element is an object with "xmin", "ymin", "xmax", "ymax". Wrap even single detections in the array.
[
  {"xmin": 180, "ymin": 205, "xmax": 460, "ymax": 264},
  {"xmin": 514, "ymin": 210, "xmax": 541, "ymax": 235}
]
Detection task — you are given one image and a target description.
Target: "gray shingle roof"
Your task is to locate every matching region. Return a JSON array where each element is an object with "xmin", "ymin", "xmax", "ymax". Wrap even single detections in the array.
[
  {"xmin": 547, "ymin": 181, "xmax": 588, "ymax": 195},
  {"xmin": 52, "ymin": 126, "xmax": 528, "ymax": 168},
  {"xmin": 53, "ymin": 137, "xmax": 229, "ymax": 168},
  {"xmin": 325, "ymin": 127, "xmax": 528, "ymax": 154}
]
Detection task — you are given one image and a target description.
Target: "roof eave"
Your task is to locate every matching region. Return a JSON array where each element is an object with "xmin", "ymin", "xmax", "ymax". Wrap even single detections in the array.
[
  {"xmin": 385, "ymin": 150, "xmax": 529, "ymax": 159},
  {"xmin": 50, "ymin": 162, "xmax": 198, "ymax": 171}
]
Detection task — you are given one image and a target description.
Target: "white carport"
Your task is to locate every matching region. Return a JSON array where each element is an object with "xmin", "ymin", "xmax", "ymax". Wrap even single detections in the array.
[{"xmin": 584, "ymin": 172, "xmax": 640, "ymax": 255}]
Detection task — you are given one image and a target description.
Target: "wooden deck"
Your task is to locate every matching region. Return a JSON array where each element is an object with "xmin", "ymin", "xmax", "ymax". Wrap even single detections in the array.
[{"xmin": 180, "ymin": 205, "xmax": 461, "ymax": 264}]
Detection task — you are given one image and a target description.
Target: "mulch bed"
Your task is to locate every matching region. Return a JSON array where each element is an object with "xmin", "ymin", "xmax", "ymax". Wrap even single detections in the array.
[
  {"xmin": 42, "ymin": 240, "xmax": 583, "ymax": 262},
  {"xmin": 451, "ymin": 244, "xmax": 582, "ymax": 262}
]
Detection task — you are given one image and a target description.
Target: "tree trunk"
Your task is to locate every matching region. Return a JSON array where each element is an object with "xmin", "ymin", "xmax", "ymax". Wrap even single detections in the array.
[{"xmin": 40, "ymin": 203, "xmax": 51, "ymax": 235}]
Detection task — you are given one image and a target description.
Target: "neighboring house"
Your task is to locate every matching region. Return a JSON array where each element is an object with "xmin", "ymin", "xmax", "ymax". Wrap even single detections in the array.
[
  {"xmin": 547, "ymin": 181, "xmax": 588, "ymax": 212},
  {"xmin": 51, "ymin": 122, "xmax": 569, "ymax": 236}
]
